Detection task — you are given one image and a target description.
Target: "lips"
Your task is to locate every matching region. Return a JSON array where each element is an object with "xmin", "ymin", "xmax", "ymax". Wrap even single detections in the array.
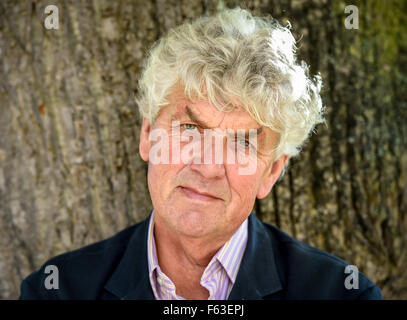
[{"xmin": 179, "ymin": 186, "xmax": 221, "ymax": 201}]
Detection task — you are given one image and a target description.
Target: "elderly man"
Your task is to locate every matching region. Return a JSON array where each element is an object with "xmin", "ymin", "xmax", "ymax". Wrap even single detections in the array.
[{"xmin": 20, "ymin": 8, "xmax": 381, "ymax": 300}]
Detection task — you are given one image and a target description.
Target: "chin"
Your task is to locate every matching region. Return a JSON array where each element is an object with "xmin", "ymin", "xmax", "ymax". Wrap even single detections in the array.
[{"xmin": 173, "ymin": 209, "xmax": 220, "ymax": 238}]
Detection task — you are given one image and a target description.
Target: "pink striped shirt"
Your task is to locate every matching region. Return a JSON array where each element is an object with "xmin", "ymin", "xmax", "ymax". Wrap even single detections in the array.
[{"xmin": 147, "ymin": 211, "xmax": 248, "ymax": 300}]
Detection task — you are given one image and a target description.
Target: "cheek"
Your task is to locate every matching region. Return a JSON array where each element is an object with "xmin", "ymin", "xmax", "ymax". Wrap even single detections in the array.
[
  {"xmin": 148, "ymin": 163, "xmax": 182, "ymax": 198},
  {"xmin": 227, "ymin": 165, "xmax": 263, "ymax": 201},
  {"xmin": 227, "ymin": 155, "xmax": 271, "ymax": 201}
]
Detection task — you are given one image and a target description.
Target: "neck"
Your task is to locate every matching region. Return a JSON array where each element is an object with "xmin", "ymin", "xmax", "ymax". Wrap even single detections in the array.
[{"xmin": 153, "ymin": 215, "xmax": 231, "ymax": 299}]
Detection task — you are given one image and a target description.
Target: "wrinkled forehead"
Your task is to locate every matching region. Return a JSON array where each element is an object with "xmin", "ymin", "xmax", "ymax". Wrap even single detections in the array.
[{"xmin": 161, "ymin": 86, "xmax": 262, "ymax": 132}]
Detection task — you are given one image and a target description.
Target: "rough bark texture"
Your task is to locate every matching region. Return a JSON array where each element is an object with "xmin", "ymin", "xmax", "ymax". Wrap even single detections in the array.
[{"xmin": 0, "ymin": 0, "xmax": 406, "ymax": 299}]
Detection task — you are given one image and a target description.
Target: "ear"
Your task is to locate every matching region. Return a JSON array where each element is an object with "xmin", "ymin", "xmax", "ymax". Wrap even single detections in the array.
[
  {"xmin": 139, "ymin": 118, "xmax": 151, "ymax": 162},
  {"xmin": 256, "ymin": 155, "xmax": 289, "ymax": 199}
]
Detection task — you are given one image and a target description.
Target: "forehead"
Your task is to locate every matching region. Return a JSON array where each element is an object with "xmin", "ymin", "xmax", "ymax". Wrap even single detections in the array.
[{"xmin": 163, "ymin": 86, "xmax": 262, "ymax": 131}]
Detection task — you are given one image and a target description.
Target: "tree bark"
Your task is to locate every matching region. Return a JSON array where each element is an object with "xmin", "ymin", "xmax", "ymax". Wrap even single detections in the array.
[{"xmin": 0, "ymin": 0, "xmax": 406, "ymax": 299}]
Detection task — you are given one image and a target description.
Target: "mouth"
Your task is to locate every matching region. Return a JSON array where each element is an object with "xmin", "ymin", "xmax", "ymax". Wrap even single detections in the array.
[{"xmin": 179, "ymin": 186, "xmax": 221, "ymax": 201}]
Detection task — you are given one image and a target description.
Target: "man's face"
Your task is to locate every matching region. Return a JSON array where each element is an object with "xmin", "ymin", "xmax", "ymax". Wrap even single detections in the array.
[{"xmin": 139, "ymin": 87, "xmax": 288, "ymax": 240}]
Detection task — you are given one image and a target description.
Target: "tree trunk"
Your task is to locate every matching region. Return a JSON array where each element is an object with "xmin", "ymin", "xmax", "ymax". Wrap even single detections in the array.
[{"xmin": 1, "ymin": 0, "xmax": 406, "ymax": 299}]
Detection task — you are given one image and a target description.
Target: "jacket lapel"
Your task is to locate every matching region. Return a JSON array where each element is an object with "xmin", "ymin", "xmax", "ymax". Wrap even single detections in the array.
[
  {"xmin": 228, "ymin": 213, "xmax": 283, "ymax": 300},
  {"xmin": 104, "ymin": 214, "xmax": 155, "ymax": 300}
]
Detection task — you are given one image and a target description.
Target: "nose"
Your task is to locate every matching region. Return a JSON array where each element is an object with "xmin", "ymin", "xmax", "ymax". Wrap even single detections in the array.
[
  {"xmin": 189, "ymin": 129, "xmax": 226, "ymax": 179},
  {"xmin": 190, "ymin": 162, "xmax": 226, "ymax": 179}
]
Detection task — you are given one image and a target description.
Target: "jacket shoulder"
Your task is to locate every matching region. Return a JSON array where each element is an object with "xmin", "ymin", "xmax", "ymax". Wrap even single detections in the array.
[
  {"xmin": 262, "ymin": 222, "xmax": 382, "ymax": 300},
  {"xmin": 20, "ymin": 222, "xmax": 143, "ymax": 300}
]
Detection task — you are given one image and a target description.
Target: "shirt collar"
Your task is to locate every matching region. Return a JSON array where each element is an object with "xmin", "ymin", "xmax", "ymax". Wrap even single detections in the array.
[
  {"xmin": 210, "ymin": 218, "xmax": 248, "ymax": 283},
  {"xmin": 147, "ymin": 211, "xmax": 159, "ymax": 276}
]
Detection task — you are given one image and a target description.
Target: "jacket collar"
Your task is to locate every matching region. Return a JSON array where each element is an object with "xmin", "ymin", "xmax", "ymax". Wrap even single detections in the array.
[
  {"xmin": 104, "ymin": 214, "xmax": 155, "ymax": 299},
  {"xmin": 104, "ymin": 212, "xmax": 282, "ymax": 300},
  {"xmin": 228, "ymin": 213, "xmax": 283, "ymax": 299}
]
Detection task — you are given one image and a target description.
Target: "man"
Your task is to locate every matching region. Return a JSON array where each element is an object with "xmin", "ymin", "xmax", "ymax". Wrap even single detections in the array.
[{"xmin": 20, "ymin": 8, "xmax": 382, "ymax": 300}]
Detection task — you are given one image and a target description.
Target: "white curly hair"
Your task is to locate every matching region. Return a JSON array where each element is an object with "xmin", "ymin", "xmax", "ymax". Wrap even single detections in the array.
[{"xmin": 136, "ymin": 7, "xmax": 325, "ymax": 166}]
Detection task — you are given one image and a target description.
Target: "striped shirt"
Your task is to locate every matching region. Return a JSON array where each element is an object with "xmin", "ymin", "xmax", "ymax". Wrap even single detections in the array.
[{"xmin": 147, "ymin": 211, "xmax": 248, "ymax": 300}]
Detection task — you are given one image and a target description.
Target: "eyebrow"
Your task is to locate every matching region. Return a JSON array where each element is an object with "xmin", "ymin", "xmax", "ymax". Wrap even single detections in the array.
[
  {"xmin": 184, "ymin": 105, "xmax": 263, "ymax": 137},
  {"xmin": 185, "ymin": 106, "xmax": 211, "ymax": 129}
]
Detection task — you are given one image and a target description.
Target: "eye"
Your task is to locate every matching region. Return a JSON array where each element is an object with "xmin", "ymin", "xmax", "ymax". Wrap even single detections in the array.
[
  {"xmin": 183, "ymin": 123, "xmax": 198, "ymax": 130},
  {"xmin": 239, "ymin": 139, "xmax": 251, "ymax": 148}
]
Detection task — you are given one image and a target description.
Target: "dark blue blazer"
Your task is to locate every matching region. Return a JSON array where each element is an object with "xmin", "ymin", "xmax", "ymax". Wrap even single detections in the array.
[{"xmin": 19, "ymin": 213, "xmax": 382, "ymax": 300}]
